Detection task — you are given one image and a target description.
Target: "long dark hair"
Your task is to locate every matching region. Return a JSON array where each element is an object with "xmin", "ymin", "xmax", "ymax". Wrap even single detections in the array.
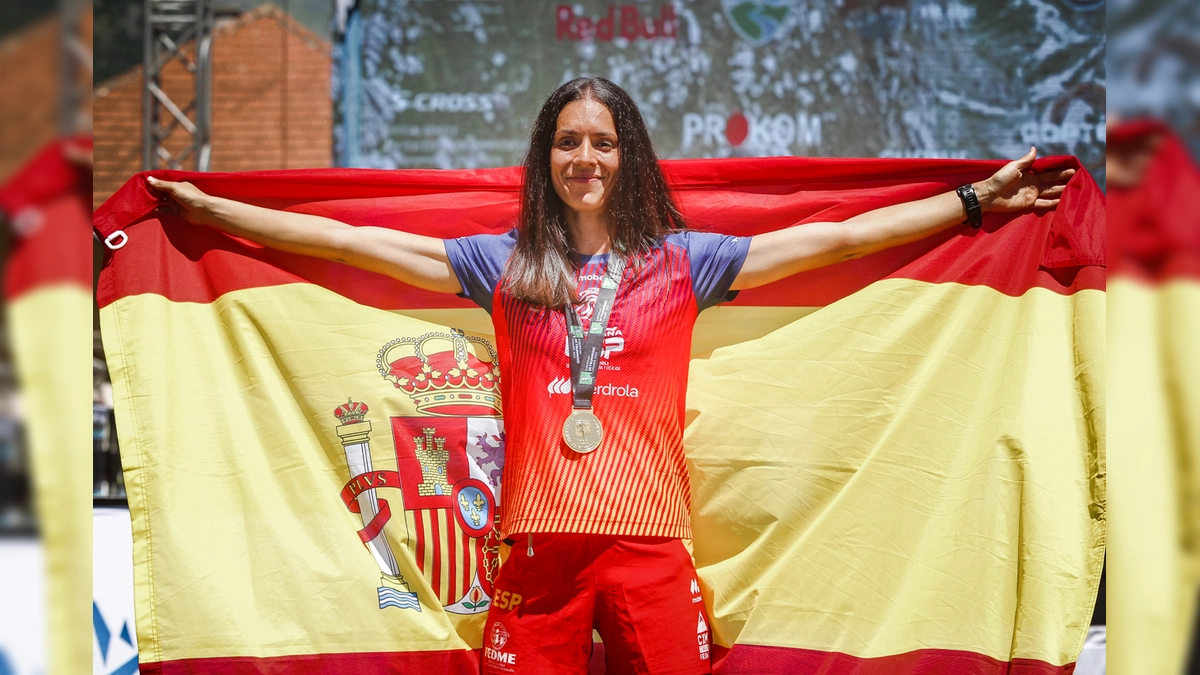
[{"xmin": 504, "ymin": 77, "xmax": 687, "ymax": 308}]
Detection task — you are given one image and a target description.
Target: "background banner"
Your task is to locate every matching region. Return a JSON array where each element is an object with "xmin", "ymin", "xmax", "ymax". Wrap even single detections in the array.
[{"xmin": 334, "ymin": 0, "xmax": 1105, "ymax": 177}]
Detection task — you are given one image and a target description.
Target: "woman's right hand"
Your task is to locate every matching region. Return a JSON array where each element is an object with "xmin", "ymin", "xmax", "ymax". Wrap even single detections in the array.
[{"xmin": 147, "ymin": 176, "xmax": 216, "ymax": 226}]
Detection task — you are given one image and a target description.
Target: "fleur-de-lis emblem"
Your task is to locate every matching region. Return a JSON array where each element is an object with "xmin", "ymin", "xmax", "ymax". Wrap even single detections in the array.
[{"xmin": 459, "ymin": 491, "xmax": 486, "ymax": 526}]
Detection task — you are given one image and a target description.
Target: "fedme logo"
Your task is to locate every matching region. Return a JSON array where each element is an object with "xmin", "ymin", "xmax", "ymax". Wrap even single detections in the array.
[
  {"xmin": 485, "ymin": 647, "xmax": 516, "ymax": 665},
  {"xmin": 557, "ymin": 4, "xmax": 678, "ymax": 41}
]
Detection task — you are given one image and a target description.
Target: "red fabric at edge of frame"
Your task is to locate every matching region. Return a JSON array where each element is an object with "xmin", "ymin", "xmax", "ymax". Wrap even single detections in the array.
[
  {"xmin": 710, "ymin": 643, "xmax": 1076, "ymax": 675},
  {"xmin": 134, "ymin": 644, "xmax": 1077, "ymax": 674}
]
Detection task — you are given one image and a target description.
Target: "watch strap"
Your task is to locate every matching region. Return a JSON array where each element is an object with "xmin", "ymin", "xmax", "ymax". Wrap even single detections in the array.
[{"xmin": 956, "ymin": 184, "xmax": 983, "ymax": 229}]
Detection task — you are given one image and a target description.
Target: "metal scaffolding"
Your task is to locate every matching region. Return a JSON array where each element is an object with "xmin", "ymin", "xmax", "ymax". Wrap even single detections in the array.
[
  {"xmin": 143, "ymin": 0, "xmax": 213, "ymax": 171},
  {"xmin": 59, "ymin": 0, "xmax": 91, "ymax": 136}
]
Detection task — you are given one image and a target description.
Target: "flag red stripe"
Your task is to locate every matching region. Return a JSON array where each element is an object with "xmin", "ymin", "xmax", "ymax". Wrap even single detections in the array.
[
  {"xmin": 134, "ymin": 646, "xmax": 1073, "ymax": 674},
  {"xmin": 0, "ymin": 138, "xmax": 94, "ymax": 298},
  {"xmin": 444, "ymin": 511, "xmax": 458, "ymax": 604},
  {"xmin": 710, "ymin": 644, "xmax": 1075, "ymax": 675},
  {"xmin": 94, "ymin": 157, "xmax": 1104, "ymax": 309},
  {"xmin": 136, "ymin": 649, "xmax": 482, "ymax": 674},
  {"xmin": 1108, "ymin": 123, "xmax": 1200, "ymax": 284},
  {"xmin": 462, "ymin": 529, "xmax": 471, "ymax": 598},
  {"xmin": 93, "ymin": 220, "xmax": 1104, "ymax": 310},
  {"xmin": 413, "ymin": 512, "xmax": 427, "ymax": 585},
  {"xmin": 430, "ymin": 509, "xmax": 443, "ymax": 603}
]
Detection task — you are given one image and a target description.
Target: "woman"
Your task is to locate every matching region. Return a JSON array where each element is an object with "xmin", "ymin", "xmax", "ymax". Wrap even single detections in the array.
[{"xmin": 149, "ymin": 77, "xmax": 1074, "ymax": 675}]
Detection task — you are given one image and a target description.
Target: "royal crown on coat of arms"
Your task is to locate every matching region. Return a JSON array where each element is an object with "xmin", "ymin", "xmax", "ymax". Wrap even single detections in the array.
[
  {"xmin": 376, "ymin": 328, "xmax": 501, "ymax": 417},
  {"xmin": 334, "ymin": 399, "xmax": 369, "ymax": 424}
]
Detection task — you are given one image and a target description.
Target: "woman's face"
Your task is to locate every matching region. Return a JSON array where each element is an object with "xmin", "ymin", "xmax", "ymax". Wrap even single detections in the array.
[{"xmin": 550, "ymin": 98, "xmax": 620, "ymax": 217}]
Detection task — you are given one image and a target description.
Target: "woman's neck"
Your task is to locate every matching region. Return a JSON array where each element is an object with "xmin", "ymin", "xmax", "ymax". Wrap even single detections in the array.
[{"xmin": 565, "ymin": 210, "xmax": 612, "ymax": 256}]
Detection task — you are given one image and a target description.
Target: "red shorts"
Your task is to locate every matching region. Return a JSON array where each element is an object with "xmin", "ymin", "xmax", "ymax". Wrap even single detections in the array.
[{"xmin": 481, "ymin": 533, "xmax": 712, "ymax": 675}]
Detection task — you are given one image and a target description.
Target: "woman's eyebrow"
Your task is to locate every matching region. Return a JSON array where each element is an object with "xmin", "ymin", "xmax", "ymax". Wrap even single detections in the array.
[{"xmin": 555, "ymin": 128, "xmax": 617, "ymax": 136}]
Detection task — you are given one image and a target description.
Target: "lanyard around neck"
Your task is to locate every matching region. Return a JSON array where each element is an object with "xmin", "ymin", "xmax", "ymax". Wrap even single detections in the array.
[{"xmin": 564, "ymin": 255, "xmax": 626, "ymax": 410}]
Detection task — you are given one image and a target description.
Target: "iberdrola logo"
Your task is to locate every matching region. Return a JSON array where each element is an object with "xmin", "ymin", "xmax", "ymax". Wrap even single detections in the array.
[{"xmin": 722, "ymin": 0, "xmax": 793, "ymax": 46}]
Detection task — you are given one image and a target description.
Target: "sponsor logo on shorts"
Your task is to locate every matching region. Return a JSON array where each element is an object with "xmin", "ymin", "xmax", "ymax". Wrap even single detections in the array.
[
  {"xmin": 493, "ymin": 589, "xmax": 523, "ymax": 610},
  {"xmin": 485, "ymin": 623, "xmax": 518, "ymax": 668},
  {"xmin": 690, "ymin": 578, "xmax": 703, "ymax": 603},
  {"xmin": 697, "ymin": 611, "xmax": 710, "ymax": 660},
  {"xmin": 484, "ymin": 646, "xmax": 517, "ymax": 666},
  {"xmin": 491, "ymin": 623, "xmax": 510, "ymax": 649}
]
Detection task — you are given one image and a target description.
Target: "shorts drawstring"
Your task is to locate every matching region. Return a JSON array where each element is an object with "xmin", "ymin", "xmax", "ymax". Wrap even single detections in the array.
[{"xmin": 527, "ymin": 532, "xmax": 535, "ymax": 558}]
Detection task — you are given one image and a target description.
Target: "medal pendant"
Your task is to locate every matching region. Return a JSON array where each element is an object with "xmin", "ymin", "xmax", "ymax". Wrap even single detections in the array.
[{"xmin": 563, "ymin": 409, "xmax": 603, "ymax": 454}]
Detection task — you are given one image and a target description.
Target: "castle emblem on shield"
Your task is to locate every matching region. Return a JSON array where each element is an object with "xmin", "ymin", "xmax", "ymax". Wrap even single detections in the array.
[{"xmin": 334, "ymin": 328, "xmax": 504, "ymax": 613}]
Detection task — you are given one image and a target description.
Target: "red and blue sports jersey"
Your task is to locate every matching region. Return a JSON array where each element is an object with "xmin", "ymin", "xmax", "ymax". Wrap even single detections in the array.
[{"xmin": 445, "ymin": 229, "xmax": 751, "ymax": 538}]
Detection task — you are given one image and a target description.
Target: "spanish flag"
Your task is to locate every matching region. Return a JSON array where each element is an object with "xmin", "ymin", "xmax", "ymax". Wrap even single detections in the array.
[
  {"xmin": 94, "ymin": 156, "xmax": 1104, "ymax": 674},
  {"xmin": 0, "ymin": 138, "xmax": 94, "ymax": 675},
  {"xmin": 1108, "ymin": 122, "xmax": 1199, "ymax": 675}
]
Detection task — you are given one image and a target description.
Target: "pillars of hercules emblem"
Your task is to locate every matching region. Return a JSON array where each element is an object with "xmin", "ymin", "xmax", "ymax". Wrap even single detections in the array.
[{"xmin": 336, "ymin": 404, "xmax": 420, "ymax": 610}]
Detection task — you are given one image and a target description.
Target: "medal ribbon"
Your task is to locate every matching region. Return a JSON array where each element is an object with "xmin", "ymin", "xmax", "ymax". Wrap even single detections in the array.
[{"xmin": 565, "ymin": 255, "xmax": 626, "ymax": 410}]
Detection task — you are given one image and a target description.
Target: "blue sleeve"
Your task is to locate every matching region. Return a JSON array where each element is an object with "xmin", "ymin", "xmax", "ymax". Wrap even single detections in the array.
[
  {"xmin": 443, "ymin": 230, "xmax": 518, "ymax": 315},
  {"xmin": 667, "ymin": 231, "xmax": 753, "ymax": 312}
]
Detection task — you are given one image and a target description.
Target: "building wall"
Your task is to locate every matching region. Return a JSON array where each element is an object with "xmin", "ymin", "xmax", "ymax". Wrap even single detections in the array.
[
  {"xmin": 0, "ymin": 11, "xmax": 94, "ymax": 183},
  {"xmin": 93, "ymin": 4, "xmax": 332, "ymax": 210}
]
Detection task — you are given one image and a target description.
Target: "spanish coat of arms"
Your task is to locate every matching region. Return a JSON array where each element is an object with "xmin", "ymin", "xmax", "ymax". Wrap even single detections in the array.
[{"xmin": 332, "ymin": 329, "xmax": 504, "ymax": 613}]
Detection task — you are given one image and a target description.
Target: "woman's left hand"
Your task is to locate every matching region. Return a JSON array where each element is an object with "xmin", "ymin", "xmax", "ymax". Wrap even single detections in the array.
[{"xmin": 978, "ymin": 147, "xmax": 1076, "ymax": 213}]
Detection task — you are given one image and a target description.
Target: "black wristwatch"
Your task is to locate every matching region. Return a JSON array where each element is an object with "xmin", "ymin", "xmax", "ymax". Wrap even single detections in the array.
[{"xmin": 956, "ymin": 184, "xmax": 983, "ymax": 229}]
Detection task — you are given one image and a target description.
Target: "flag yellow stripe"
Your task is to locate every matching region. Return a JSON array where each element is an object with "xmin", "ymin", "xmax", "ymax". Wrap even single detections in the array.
[
  {"xmin": 686, "ymin": 279, "xmax": 1104, "ymax": 667},
  {"xmin": 9, "ymin": 287, "xmax": 93, "ymax": 675},
  {"xmin": 1108, "ymin": 278, "xmax": 1200, "ymax": 675},
  {"xmin": 101, "ymin": 279, "xmax": 1101, "ymax": 664},
  {"xmin": 101, "ymin": 287, "xmax": 486, "ymax": 661}
]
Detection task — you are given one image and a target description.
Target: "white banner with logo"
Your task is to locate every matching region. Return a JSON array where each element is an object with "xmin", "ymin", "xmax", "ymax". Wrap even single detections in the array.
[
  {"xmin": 0, "ymin": 538, "xmax": 45, "ymax": 675},
  {"xmin": 93, "ymin": 507, "xmax": 138, "ymax": 675}
]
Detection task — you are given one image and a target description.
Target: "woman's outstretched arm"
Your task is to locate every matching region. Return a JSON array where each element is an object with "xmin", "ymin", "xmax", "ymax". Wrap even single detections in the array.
[
  {"xmin": 731, "ymin": 148, "xmax": 1076, "ymax": 290},
  {"xmin": 147, "ymin": 176, "xmax": 463, "ymax": 294}
]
